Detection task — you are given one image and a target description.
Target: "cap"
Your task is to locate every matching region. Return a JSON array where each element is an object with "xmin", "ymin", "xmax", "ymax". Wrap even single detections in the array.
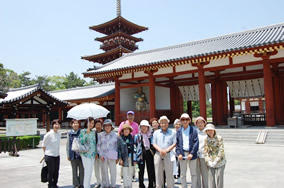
[
  {"xmin": 158, "ymin": 115, "xmax": 170, "ymax": 123},
  {"xmin": 127, "ymin": 111, "xmax": 135, "ymax": 115}
]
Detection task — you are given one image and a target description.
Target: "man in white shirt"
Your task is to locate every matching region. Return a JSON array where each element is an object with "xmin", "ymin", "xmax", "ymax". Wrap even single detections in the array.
[{"xmin": 42, "ymin": 119, "xmax": 61, "ymax": 188}]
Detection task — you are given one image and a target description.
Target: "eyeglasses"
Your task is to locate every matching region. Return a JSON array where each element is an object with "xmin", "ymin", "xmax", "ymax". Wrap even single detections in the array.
[{"xmin": 181, "ymin": 118, "xmax": 190, "ymax": 121}]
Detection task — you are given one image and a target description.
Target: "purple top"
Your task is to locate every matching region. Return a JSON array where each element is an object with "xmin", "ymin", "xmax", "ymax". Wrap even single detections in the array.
[{"xmin": 97, "ymin": 131, "xmax": 118, "ymax": 160}]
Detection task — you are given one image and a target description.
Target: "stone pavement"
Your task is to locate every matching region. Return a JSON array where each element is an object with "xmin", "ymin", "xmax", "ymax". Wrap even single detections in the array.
[{"xmin": 0, "ymin": 139, "xmax": 284, "ymax": 188}]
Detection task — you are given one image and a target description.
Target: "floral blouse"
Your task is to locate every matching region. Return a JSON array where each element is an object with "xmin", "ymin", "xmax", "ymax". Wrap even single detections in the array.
[
  {"xmin": 97, "ymin": 131, "xmax": 118, "ymax": 160},
  {"xmin": 204, "ymin": 134, "xmax": 226, "ymax": 168},
  {"xmin": 79, "ymin": 129, "xmax": 97, "ymax": 159}
]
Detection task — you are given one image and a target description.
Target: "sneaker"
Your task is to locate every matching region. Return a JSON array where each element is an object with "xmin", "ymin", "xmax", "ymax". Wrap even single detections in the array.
[
  {"xmin": 95, "ymin": 184, "xmax": 101, "ymax": 188},
  {"xmin": 132, "ymin": 177, "xmax": 137, "ymax": 182},
  {"xmin": 176, "ymin": 178, "xmax": 181, "ymax": 184}
]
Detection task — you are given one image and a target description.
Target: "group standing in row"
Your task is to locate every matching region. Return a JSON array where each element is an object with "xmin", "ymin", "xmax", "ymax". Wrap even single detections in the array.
[{"xmin": 42, "ymin": 111, "xmax": 226, "ymax": 188}]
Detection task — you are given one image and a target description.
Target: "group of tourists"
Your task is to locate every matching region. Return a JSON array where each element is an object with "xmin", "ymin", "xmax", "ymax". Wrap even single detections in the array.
[{"xmin": 42, "ymin": 111, "xmax": 226, "ymax": 188}]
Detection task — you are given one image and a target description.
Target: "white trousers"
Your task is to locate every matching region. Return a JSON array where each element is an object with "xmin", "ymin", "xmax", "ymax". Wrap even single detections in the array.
[
  {"xmin": 94, "ymin": 158, "xmax": 102, "ymax": 185},
  {"xmin": 196, "ymin": 158, "xmax": 208, "ymax": 188},
  {"xmin": 154, "ymin": 153, "xmax": 174, "ymax": 188},
  {"xmin": 81, "ymin": 155, "xmax": 94, "ymax": 188},
  {"xmin": 101, "ymin": 159, "xmax": 117, "ymax": 187},
  {"xmin": 123, "ymin": 157, "xmax": 133, "ymax": 188},
  {"xmin": 180, "ymin": 153, "xmax": 198, "ymax": 188},
  {"xmin": 208, "ymin": 165, "xmax": 225, "ymax": 188}
]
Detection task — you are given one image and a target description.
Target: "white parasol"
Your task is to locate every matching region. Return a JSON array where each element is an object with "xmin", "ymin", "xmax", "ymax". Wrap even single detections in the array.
[{"xmin": 67, "ymin": 103, "xmax": 110, "ymax": 120}]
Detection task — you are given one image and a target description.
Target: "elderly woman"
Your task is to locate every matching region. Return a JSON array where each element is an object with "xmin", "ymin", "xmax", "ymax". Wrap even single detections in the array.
[
  {"xmin": 195, "ymin": 116, "xmax": 208, "ymax": 188},
  {"xmin": 66, "ymin": 119, "xmax": 84, "ymax": 188},
  {"xmin": 118, "ymin": 123, "xmax": 136, "ymax": 188},
  {"xmin": 94, "ymin": 119, "xmax": 103, "ymax": 188},
  {"xmin": 134, "ymin": 120, "xmax": 156, "ymax": 188},
  {"xmin": 97, "ymin": 119, "xmax": 118, "ymax": 188},
  {"xmin": 203, "ymin": 124, "xmax": 226, "ymax": 188},
  {"xmin": 150, "ymin": 117, "xmax": 159, "ymax": 133},
  {"xmin": 79, "ymin": 117, "xmax": 97, "ymax": 188}
]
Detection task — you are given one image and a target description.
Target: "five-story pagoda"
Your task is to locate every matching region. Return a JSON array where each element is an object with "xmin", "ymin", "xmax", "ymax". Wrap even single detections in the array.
[{"xmin": 82, "ymin": 0, "xmax": 148, "ymax": 69}]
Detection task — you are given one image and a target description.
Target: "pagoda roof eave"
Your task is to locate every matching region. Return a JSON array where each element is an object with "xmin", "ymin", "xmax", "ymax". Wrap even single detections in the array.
[
  {"xmin": 81, "ymin": 46, "xmax": 132, "ymax": 63},
  {"xmin": 89, "ymin": 16, "xmax": 148, "ymax": 35},
  {"xmin": 95, "ymin": 32, "xmax": 143, "ymax": 42}
]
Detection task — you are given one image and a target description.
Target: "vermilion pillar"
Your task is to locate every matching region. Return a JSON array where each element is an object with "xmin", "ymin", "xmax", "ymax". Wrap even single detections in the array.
[
  {"xmin": 263, "ymin": 61, "xmax": 275, "ymax": 126},
  {"xmin": 115, "ymin": 78, "xmax": 120, "ymax": 126},
  {"xmin": 211, "ymin": 78, "xmax": 228, "ymax": 125},
  {"xmin": 149, "ymin": 72, "xmax": 156, "ymax": 119},
  {"xmin": 198, "ymin": 66, "xmax": 207, "ymax": 120},
  {"xmin": 58, "ymin": 107, "xmax": 62, "ymax": 121}
]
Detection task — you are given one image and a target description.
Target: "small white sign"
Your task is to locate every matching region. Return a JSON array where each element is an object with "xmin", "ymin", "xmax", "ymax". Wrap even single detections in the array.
[{"xmin": 5, "ymin": 118, "xmax": 38, "ymax": 136}]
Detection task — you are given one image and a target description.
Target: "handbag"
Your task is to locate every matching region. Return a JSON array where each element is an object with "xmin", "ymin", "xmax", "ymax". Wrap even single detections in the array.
[
  {"xmin": 41, "ymin": 161, "xmax": 48, "ymax": 183},
  {"xmin": 72, "ymin": 137, "xmax": 90, "ymax": 153}
]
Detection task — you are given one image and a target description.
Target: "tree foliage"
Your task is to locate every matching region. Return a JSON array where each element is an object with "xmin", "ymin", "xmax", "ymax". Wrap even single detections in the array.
[{"xmin": 0, "ymin": 63, "xmax": 93, "ymax": 92}]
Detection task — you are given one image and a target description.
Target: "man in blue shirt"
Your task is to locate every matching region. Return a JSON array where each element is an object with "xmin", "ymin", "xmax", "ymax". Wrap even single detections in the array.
[
  {"xmin": 153, "ymin": 116, "xmax": 176, "ymax": 188},
  {"xmin": 176, "ymin": 113, "xmax": 199, "ymax": 188}
]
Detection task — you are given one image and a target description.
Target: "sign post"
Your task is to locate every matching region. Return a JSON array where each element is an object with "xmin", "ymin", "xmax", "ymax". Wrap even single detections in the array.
[{"xmin": 5, "ymin": 118, "xmax": 38, "ymax": 157}]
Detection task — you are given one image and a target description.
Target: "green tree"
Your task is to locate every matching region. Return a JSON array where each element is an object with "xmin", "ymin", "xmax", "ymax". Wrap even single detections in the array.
[
  {"xmin": 63, "ymin": 72, "xmax": 86, "ymax": 89},
  {"xmin": 48, "ymin": 76, "xmax": 67, "ymax": 90},
  {"xmin": 34, "ymin": 75, "xmax": 52, "ymax": 91},
  {"xmin": 19, "ymin": 71, "xmax": 33, "ymax": 86},
  {"xmin": 0, "ymin": 63, "xmax": 9, "ymax": 92}
]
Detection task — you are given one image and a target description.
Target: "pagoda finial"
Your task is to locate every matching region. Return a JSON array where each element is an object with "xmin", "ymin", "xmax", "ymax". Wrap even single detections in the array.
[{"xmin": 116, "ymin": 0, "xmax": 121, "ymax": 17}]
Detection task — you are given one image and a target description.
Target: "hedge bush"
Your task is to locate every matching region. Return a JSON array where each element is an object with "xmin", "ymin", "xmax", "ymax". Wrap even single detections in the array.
[{"xmin": 0, "ymin": 135, "xmax": 40, "ymax": 151}]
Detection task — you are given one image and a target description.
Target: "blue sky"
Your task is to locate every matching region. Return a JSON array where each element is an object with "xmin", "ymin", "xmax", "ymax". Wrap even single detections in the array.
[{"xmin": 1, "ymin": 0, "xmax": 283, "ymax": 80}]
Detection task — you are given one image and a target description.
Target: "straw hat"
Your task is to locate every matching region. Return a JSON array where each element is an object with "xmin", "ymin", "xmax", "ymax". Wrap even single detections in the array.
[{"xmin": 121, "ymin": 123, "xmax": 133, "ymax": 133}]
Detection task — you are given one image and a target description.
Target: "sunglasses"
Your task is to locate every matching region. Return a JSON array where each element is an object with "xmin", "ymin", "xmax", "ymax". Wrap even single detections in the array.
[{"xmin": 181, "ymin": 118, "xmax": 190, "ymax": 121}]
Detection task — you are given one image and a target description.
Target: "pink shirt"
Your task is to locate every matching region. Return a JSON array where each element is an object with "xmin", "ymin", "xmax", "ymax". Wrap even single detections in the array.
[{"xmin": 118, "ymin": 120, "xmax": 139, "ymax": 136}]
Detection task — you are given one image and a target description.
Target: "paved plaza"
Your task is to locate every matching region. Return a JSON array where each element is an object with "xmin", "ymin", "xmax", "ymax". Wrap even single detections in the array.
[{"xmin": 0, "ymin": 138, "xmax": 283, "ymax": 188}]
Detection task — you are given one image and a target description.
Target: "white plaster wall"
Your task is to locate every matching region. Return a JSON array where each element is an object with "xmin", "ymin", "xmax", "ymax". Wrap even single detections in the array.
[
  {"xmin": 155, "ymin": 86, "xmax": 170, "ymax": 110},
  {"xmin": 204, "ymin": 58, "xmax": 229, "ymax": 68},
  {"xmin": 134, "ymin": 71, "xmax": 147, "ymax": 78},
  {"xmin": 154, "ymin": 67, "xmax": 173, "ymax": 75},
  {"xmin": 176, "ymin": 64, "xmax": 197, "ymax": 72},
  {"xmin": 233, "ymin": 54, "xmax": 261, "ymax": 64},
  {"xmin": 119, "ymin": 73, "xmax": 132, "ymax": 80},
  {"xmin": 270, "ymin": 49, "xmax": 284, "ymax": 59}
]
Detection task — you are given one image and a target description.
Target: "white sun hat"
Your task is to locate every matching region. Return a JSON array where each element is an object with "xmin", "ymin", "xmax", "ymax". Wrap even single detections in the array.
[{"xmin": 158, "ymin": 115, "xmax": 170, "ymax": 123}]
